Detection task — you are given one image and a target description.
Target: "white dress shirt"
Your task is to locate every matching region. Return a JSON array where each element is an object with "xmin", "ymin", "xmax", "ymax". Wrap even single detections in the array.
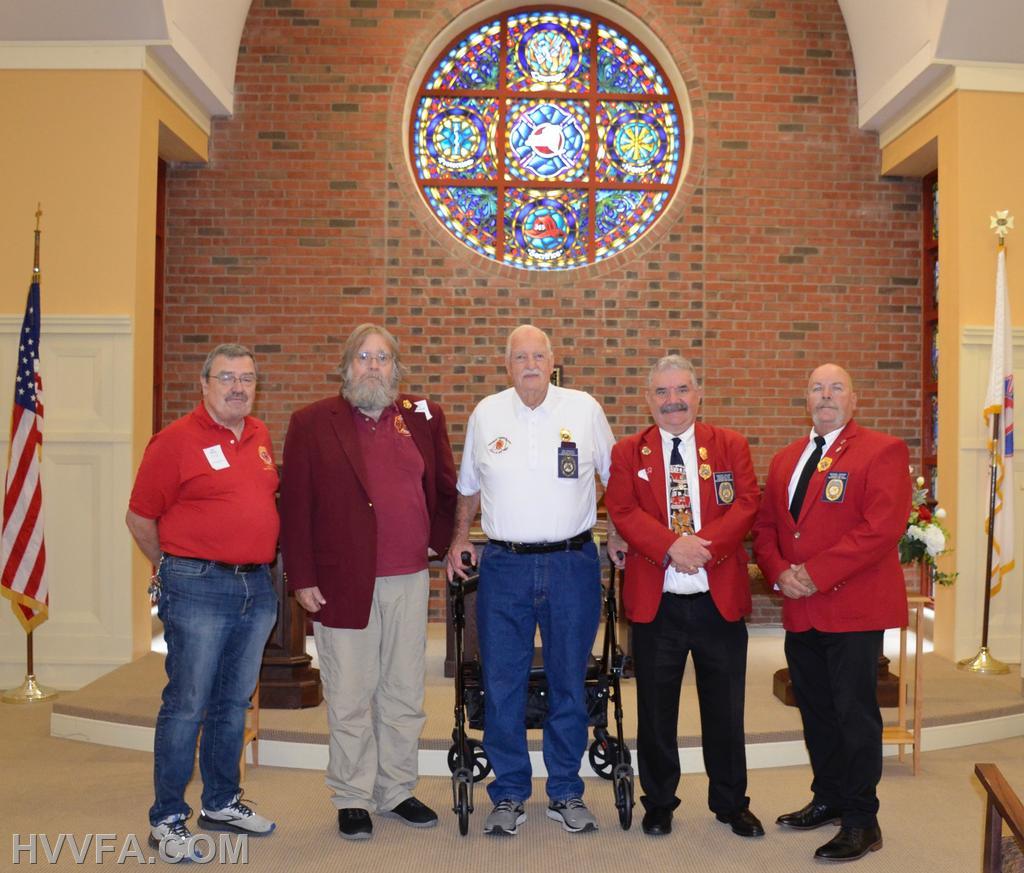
[
  {"xmin": 457, "ymin": 385, "xmax": 614, "ymax": 543},
  {"xmin": 786, "ymin": 425, "xmax": 845, "ymax": 504},
  {"xmin": 659, "ymin": 425, "xmax": 709, "ymax": 594}
]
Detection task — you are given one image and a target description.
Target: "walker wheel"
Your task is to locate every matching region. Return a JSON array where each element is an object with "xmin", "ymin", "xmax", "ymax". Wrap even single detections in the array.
[
  {"xmin": 588, "ymin": 735, "xmax": 631, "ymax": 780},
  {"xmin": 447, "ymin": 738, "xmax": 492, "ymax": 783},
  {"xmin": 614, "ymin": 767, "xmax": 634, "ymax": 830},
  {"xmin": 456, "ymin": 780, "xmax": 470, "ymax": 836}
]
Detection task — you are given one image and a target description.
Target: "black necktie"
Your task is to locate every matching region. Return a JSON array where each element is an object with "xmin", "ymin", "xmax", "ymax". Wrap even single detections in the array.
[{"xmin": 789, "ymin": 435, "xmax": 826, "ymax": 521}]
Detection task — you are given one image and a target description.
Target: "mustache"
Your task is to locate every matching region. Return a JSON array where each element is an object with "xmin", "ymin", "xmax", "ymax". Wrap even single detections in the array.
[{"xmin": 659, "ymin": 402, "xmax": 689, "ymax": 414}]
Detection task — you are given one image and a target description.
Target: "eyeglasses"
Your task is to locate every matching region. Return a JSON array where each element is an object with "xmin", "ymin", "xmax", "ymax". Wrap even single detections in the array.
[
  {"xmin": 211, "ymin": 373, "xmax": 258, "ymax": 386},
  {"xmin": 355, "ymin": 351, "xmax": 393, "ymax": 364}
]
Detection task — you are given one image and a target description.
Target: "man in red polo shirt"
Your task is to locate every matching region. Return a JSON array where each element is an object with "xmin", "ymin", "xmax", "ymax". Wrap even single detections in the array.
[
  {"xmin": 126, "ymin": 343, "xmax": 279, "ymax": 862},
  {"xmin": 279, "ymin": 323, "xmax": 457, "ymax": 841}
]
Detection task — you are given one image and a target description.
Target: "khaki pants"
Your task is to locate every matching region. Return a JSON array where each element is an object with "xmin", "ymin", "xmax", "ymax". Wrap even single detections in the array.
[{"xmin": 313, "ymin": 569, "xmax": 429, "ymax": 812}]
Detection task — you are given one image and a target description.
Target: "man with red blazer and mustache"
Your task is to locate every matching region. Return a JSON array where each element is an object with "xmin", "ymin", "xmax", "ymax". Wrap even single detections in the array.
[
  {"xmin": 605, "ymin": 355, "xmax": 764, "ymax": 840},
  {"xmin": 279, "ymin": 324, "xmax": 457, "ymax": 841},
  {"xmin": 752, "ymin": 363, "xmax": 910, "ymax": 863}
]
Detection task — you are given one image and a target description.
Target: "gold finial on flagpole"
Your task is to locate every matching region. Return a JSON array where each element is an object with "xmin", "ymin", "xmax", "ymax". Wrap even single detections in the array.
[
  {"xmin": 32, "ymin": 203, "xmax": 42, "ymax": 279},
  {"xmin": 990, "ymin": 210, "xmax": 1014, "ymax": 249}
]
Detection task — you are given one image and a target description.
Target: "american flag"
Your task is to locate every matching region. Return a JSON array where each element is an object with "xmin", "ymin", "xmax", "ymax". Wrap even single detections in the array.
[{"xmin": 1, "ymin": 276, "xmax": 48, "ymax": 631}]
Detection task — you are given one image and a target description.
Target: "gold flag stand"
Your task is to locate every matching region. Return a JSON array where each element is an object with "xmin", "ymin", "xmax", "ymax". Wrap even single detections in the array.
[
  {"xmin": 958, "ymin": 212, "xmax": 1014, "ymax": 675},
  {"xmin": 2, "ymin": 631, "xmax": 57, "ymax": 703}
]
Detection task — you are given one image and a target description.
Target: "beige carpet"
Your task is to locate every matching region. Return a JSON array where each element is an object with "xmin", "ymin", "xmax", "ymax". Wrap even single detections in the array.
[{"xmin": 3, "ymin": 697, "xmax": 1024, "ymax": 871}]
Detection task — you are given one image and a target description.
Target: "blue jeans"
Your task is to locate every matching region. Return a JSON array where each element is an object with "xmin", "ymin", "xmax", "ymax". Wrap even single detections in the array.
[
  {"xmin": 149, "ymin": 556, "xmax": 277, "ymax": 825},
  {"xmin": 476, "ymin": 541, "xmax": 601, "ymax": 804}
]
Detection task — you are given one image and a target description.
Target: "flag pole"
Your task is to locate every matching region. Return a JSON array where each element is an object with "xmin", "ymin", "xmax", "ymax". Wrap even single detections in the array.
[
  {"xmin": 958, "ymin": 216, "xmax": 1013, "ymax": 674},
  {"xmin": 2, "ymin": 206, "xmax": 57, "ymax": 704}
]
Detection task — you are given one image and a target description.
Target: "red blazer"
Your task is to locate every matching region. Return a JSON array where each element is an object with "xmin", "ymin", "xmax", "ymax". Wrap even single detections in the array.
[
  {"xmin": 278, "ymin": 394, "xmax": 457, "ymax": 629},
  {"xmin": 751, "ymin": 420, "xmax": 911, "ymax": 633},
  {"xmin": 605, "ymin": 422, "xmax": 760, "ymax": 623}
]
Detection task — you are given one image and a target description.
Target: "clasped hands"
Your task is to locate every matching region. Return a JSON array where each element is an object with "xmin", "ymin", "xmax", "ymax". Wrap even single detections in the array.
[
  {"xmin": 667, "ymin": 534, "xmax": 712, "ymax": 575},
  {"xmin": 777, "ymin": 563, "xmax": 817, "ymax": 599}
]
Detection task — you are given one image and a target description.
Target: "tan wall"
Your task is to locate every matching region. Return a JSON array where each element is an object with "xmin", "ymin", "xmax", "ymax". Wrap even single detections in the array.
[
  {"xmin": 0, "ymin": 69, "xmax": 208, "ymax": 683},
  {"xmin": 882, "ymin": 90, "xmax": 1024, "ymax": 662}
]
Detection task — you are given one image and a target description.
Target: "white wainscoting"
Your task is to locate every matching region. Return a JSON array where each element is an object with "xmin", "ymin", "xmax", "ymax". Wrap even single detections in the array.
[{"xmin": 0, "ymin": 315, "xmax": 135, "ymax": 689}]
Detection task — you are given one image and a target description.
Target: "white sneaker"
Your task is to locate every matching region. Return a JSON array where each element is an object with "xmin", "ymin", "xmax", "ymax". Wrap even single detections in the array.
[
  {"xmin": 199, "ymin": 794, "xmax": 275, "ymax": 835},
  {"xmin": 149, "ymin": 816, "xmax": 197, "ymax": 861}
]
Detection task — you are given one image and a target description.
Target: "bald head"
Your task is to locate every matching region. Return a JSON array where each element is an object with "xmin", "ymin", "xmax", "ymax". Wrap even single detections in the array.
[
  {"xmin": 806, "ymin": 363, "xmax": 857, "ymax": 435},
  {"xmin": 506, "ymin": 324, "xmax": 555, "ymax": 409}
]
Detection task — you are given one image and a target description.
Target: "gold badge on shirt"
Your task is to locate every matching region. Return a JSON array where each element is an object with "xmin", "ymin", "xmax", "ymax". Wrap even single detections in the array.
[
  {"xmin": 402, "ymin": 399, "xmax": 413, "ymax": 409},
  {"xmin": 394, "ymin": 414, "xmax": 411, "ymax": 437},
  {"xmin": 817, "ymin": 456, "xmax": 833, "ymax": 473},
  {"xmin": 698, "ymin": 463, "xmax": 712, "ymax": 480},
  {"xmin": 698, "ymin": 446, "xmax": 708, "ymax": 460},
  {"xmin": 641, "ymin": 446, "xmax": 652, "ymax": 456},
  {"xmin": 560, "ymin": 428, "xmax": 573, "ymax": 442}
]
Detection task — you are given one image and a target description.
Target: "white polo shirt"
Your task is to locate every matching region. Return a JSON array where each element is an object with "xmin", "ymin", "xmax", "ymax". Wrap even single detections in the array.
[{"xmin": 457, "ymin": 385, "xmax": 615, "ymax": 543}]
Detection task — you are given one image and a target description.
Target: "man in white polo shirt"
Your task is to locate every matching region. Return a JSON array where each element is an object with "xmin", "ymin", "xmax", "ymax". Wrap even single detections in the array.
[{"xmin": 448, "ymin": 324, "xmax": 624, "ymax": 837}]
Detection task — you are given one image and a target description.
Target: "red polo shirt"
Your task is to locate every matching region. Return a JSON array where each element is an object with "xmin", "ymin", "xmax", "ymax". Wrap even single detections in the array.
[
  {"xmin": 353, "ymin": 404, "xmax": 430, "ymax": 576},
  {"xmin": 129, "ymin": 403, "xmax": 279, "ymax": 564}
]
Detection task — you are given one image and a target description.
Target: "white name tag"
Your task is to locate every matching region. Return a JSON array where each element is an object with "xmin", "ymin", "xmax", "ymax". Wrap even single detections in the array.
[{"xmin": 203, "ymin": 445, "xmax": 230, "ymax": 470}]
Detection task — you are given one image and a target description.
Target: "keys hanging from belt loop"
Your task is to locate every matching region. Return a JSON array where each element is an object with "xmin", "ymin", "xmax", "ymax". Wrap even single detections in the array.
[{"xmin": 148, "ymin": 555, "xmax": 165, "ymax": 605}]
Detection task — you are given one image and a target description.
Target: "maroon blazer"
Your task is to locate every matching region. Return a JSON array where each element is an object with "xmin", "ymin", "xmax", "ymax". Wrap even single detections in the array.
[
  {"xmin": 605, "ymin": 422, "xmax": 760, "ymax": 623},
  {"xmin": 751, "ymin": 420, "xmax": 911, "ymax": 633},
  {"xmin": 278, "ymin": 394, "xmax": 457, "ymax": 629}
]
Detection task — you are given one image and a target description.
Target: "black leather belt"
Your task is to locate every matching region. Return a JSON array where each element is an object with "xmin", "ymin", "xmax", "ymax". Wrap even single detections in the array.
[
  {"xmin": 164, "ymin": 553, "xmax": 267, "ymax": 574},
  {"xmin": 488, "ymin": 530, "xmax": 592, "ymax": 554},
  {"xmin": 667, "ymin": 590, "xmax": 709, "ymax": 600}
]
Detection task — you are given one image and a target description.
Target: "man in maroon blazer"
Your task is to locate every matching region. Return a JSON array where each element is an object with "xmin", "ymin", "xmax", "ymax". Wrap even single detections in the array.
[
  {"xmin": 278, "ymin": 324, "xmax": 457, "ymax": 841},
  {"xmin": 752, "ymin": 363, "xmax": 910, "ymax": 863},
  {"xmin": 605, "ymin": 355, "xmax": 763, "ymax": 839}
]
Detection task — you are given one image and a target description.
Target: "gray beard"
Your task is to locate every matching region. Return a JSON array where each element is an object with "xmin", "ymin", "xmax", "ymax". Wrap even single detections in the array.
[{"xmin": 343, "ymin": 375, "xmax": 398, "ymax": 412}]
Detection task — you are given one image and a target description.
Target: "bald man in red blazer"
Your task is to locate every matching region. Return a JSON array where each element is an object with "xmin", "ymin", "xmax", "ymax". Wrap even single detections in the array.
[
  {"xmin": 605, "ymin": 355, "xmax": 763, "ymax": 840},
  {"xmin": 752, "ymin": 363, "xmax": 910, "ymax": 863}
]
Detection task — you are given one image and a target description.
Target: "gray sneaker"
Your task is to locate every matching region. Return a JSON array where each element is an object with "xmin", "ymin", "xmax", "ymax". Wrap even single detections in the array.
[
  {"xmin": 149, "ymin": 816, "xmax": 197, "ymax": 862},
  {"xmin": 199, "ymin": 793, "xmax": 275, "ymax": 835},
  {"xmin": 547, "ymin": 797, "xmax": 598, "ymax": 833},
  {"xmin": 484, "ymin": 800, "xmax": 527, "ymax": 836}
]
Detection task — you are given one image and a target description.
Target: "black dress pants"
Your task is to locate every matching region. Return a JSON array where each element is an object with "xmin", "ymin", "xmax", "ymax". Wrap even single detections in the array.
[
  {"xmin": 632, "ymin": 591, "xmax": 750, "ymax": 815},
  {"xmin": 784, "ymin": 628, "xmax": 884, "ymax": 828}
]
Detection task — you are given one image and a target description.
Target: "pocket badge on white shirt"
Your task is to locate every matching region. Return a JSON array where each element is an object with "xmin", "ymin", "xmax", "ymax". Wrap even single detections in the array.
[{"xmin": 203, "ymin": 445, "xmax": 230, "ymax": 470}]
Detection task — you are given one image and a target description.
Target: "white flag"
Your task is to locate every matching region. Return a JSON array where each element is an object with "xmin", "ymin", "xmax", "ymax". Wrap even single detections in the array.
[{"xmin": 983, "ymin": 247, "xmax": 1015, "ymax": 596}]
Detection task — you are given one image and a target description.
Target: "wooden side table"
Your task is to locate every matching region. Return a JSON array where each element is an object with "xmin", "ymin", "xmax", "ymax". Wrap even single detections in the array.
[{"xmin": 881, "ymin": 595, "xmax": 928, "ymax": 774}]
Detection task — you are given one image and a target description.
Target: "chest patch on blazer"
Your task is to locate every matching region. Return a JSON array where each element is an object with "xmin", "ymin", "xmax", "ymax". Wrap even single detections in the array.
[
  {"xmin": 713, "ymin": 471, "xmax": 735, "ymax": 505},
  {"xmin": 822, "ymin": 471, "xmax": 848, "ymax": 503}
]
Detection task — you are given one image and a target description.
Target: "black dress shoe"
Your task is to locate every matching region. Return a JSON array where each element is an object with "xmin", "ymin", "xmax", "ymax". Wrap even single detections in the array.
[
  {"xmin": 814, "ymin": 825, "xmax": 883, "ymax": 861},
  {"xmin": 715, "ymin": 808, "xmax": 765, "ymax": 837},
  {"xmin": 641, "ymin": 807, "xmax": 672, "ymax": 836},
  {"xmin": 338, "ymin": 808, "xmax": 372, "ymax": 841},
  {"xmin": 776, "ymin": 800, "xmax": 842, "ymax": 830},
  {"xmin": 382, "ymin": 797, "xmax": 438, "ymax": 828}
]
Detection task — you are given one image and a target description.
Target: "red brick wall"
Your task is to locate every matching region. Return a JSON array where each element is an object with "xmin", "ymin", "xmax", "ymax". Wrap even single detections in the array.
[{"xmin": 162, "ymin": 0, "xmax": 922, "ymax": 622}]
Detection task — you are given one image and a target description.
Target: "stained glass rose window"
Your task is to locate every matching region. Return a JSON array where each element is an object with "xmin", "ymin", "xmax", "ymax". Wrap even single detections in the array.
[{"xmin": 411, "ymin": 8, "xmax": 684, "ymax": 271}]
